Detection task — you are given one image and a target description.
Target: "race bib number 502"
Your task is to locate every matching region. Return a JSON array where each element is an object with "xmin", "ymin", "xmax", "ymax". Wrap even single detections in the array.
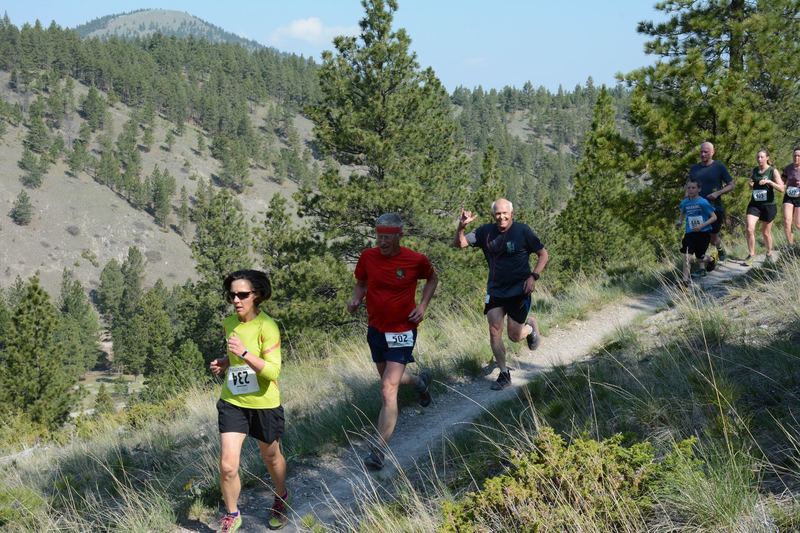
[{"xmin": 385, "ymin": 330, "xmax": 414, "ymax": 348}]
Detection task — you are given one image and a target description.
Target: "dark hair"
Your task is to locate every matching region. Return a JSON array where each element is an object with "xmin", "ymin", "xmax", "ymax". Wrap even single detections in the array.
[
  {"xmin": 223, "ymin": 269, "xmax": 272, "ymax": 305},
  {"xmin": 685, "ymin": 177, "xmax": 700, "ymax": 187}
]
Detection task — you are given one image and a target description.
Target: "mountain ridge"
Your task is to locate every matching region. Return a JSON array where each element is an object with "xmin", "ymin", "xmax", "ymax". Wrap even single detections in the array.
[{"xmin": 73, "ymin": 8, "xmax": 268, "ymax": 52}]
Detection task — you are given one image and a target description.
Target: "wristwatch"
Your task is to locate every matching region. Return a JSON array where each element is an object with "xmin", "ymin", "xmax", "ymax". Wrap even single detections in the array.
[{"xmin": 530, "ymin": 272, "xmax": 540, "ymax": 281}]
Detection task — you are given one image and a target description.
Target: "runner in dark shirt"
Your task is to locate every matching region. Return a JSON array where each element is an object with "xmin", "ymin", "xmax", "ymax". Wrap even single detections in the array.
[
  {"xmin": 782, "ymin": 148, "xmax": 800, "ymax": 245},
  {"xmin": 688, "ymin": 141, "xmax": 734, "ymax": 261},
  {"xmin": 453, "ymin": 198, "xmax": 549, "ymax": 390}
]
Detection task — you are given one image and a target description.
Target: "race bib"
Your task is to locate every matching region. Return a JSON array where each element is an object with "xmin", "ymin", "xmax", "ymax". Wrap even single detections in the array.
[
  {"xmin": 227, "ymin": 364, "xmax": 259, "ymax": 395},
  {"xmin": 752, "ymin": 189, "xmax": 768, "ymax": 202},
  {"xmin": 687, "ymin": 215, "xmax": 703, "ymax": 229},
  {"xmin": 385, "ymin": 330, "xmax": 414, "ymax": 348},
  {"xmin": 787, "ymin": 186, "xmax": 800, "ymax": 198}
]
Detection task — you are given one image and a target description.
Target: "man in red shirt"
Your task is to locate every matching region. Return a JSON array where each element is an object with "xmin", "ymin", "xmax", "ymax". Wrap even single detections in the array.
[{"xmin": 347, "ymin": 213, "xmax": 438, "ymax": 470}]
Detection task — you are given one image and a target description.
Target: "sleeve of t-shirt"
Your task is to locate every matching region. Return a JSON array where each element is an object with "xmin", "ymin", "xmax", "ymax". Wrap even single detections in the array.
[
  {"xmin": 354, "ymin": 252, "xmax": 367, "ymax": 281},
  {"xmin": 417, "ymin": 253, "xmax": 435, "ymax": 279},
  {"xmin": 257, "ymin": 317, "xmax": 281, "ymax": 382},
  {"xmin": 468, "ymin": 225, "xmax": 484, "ymax": 248},
  {"xmin": 719, "ymin": 163, "xmax": 733, "ymax": 184},
  {"xmin": 524, "ymin": 225, "xmax": 544, "ymax": 253},
  {"xmin": 679, "ymin": 198, "xmax": 688, "ymax": 214}
]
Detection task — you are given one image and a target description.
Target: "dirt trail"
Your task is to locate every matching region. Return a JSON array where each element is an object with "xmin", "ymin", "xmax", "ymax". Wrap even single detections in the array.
[{"xmin": 184, "ymin": 254, "xmax": 764, "ymax": 532}]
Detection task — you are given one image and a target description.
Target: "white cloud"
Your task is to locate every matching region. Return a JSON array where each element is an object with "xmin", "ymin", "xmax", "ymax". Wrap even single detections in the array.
[{"xmin": 268, "ymin": 17, "xmax": 359, "ymax": 47}]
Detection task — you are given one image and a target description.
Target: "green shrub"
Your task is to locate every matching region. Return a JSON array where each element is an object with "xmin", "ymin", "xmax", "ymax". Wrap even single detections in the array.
[
  {"xmin": 0, "ymin": 486, "xmax": 46, "ymax": 528},
  {"xmin": 440, "ymin": 428, "xmax": 697, "ymax": 532}
]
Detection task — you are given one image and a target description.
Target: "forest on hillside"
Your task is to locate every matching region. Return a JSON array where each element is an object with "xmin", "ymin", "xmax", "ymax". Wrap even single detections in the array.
[{"xmin": 1, "ymin": 0, "xmax": 799, "ymax": 456}]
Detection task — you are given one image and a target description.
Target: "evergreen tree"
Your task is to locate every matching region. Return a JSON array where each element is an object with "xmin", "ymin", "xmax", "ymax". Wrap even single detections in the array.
[
  {"xmin": 10, "ymin": 190, "xmax": 33, "ymax": 225},
  {"xmin": 0, "ymin": 276, "xmax": 78, "ymax": 428},
  {"xmin": 624, "ymin": 1, "xmax": 800, "ymax": 239},
  {"xmin": 113, "ymin": 286, "xmax": 174, "ymax": 376},
  {"xmin": 164, "ymin": 129, "xmax": 175, "ymax": 151},
  {"xmin": 142, "ymin": 127, "xmax": 154, "ymax": 152},
  {"xmin": 94, "ymin": 383, "xmax": 114, "ymax": 416},
  {"xmin": 196, "ymin": 131, "xmax": 206, "ymax": 155},
  {"xmin": 550, "ymin": 88, "xmax": 653, "ymax": 280},
  {"xmin": 81, "ymin": 86, "xmax": 106, "ymax": 131},
  {"xmin": 301, "ymin": 0, "xmax": 468, "ymax": 262},
  {"xmin": 97, "ymin": 258, "xmax": 124, "ymax": 320},
  {"xmin": 57, "ymin": 269, "xmax": 100, "ymax": 374},
  {"xmin": 191, "ymin": 189, "xmax": 250, "ymax": 285},
  {"xmin": 141, "ymin": 339, "xmax": 204, "ymax": 401},
  {"xmin": 178, "ymin": 185, "xmax": 190, "ymax": 236},
  {"xmin": 68, "ymin": 139, "xmax": 88, "ymax": 176}
]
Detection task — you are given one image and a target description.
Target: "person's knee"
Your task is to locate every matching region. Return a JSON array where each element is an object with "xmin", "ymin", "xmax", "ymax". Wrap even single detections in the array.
[
  {"xmin": 380, "ymin": 381, "xmax": 399, "ymax": 404},
  {"xmin": 220, "ymin": 457, "xmax": 240, "ymax": 479}
]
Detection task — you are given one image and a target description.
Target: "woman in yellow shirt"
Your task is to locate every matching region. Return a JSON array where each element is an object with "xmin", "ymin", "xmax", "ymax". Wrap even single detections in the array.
[{"xmin": 209, "ymin": 270, "xmax": 288, "ymax": 531}]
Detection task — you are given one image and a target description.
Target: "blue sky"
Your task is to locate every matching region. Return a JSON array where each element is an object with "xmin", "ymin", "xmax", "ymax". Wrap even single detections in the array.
[{"xmin": 2, "ymin": 1, "xmax": 665, "ymax": 92}]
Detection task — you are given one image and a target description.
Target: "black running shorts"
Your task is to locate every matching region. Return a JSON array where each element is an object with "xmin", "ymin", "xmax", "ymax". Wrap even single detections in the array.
[
  {"xmin": 217, "ymin": 399, "xmax": 284, "ymax": 444},
  {"xmin": 746, "ymin": 203, "xmax": 777, "ymax": 223},
  {"xmin": 680, "ymin": 232, "xmax": 711, "ymax": 259},
  {"xmin": 484, "ymin": 293, "xmax": 532, "ymax": 325}
]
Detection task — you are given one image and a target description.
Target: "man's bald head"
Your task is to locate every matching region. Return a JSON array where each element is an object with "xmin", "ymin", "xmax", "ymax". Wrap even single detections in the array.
[{"xmin": 700, "ymin": 142, "xmax": 715, "ymax": 164}]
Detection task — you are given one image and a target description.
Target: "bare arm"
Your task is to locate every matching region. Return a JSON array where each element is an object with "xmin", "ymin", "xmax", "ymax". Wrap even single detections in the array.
[
  {"xmin": 453, "ymin": 207, "xmax": 478, "ymax": 248},
  {"xmin": 409, "ymin": 271, "xmax": 439, "ymax": 323},
  {"xmin": 347, "ymin": 278, "xmax": 367, "ymax": 313}
]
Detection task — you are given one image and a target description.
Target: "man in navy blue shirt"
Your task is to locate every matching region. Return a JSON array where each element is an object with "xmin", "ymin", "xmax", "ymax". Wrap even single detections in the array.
[
  {"xmin": 453, "ymin": 198, "xmax": 549, "ymax": 390},
  {"xmin": 689, "ymin": 141, "xmax": 734, "ymax": 261}
]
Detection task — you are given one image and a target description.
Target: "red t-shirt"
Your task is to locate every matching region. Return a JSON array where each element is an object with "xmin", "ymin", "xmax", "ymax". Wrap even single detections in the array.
[{"xmin": 354, "ymin": 246, "xmax": 435, "ymax": 332}]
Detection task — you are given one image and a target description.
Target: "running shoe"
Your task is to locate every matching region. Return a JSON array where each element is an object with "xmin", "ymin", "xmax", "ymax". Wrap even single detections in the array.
[
  {"xmin": 267, "ymin": 491, "xmax": 289, "ymax": 530},
  {"xmin": 710, "ymin": 247, "xmax": 719, "ymax": 262},
  {"xmin": 765, "ymin": 253, "xmax": 774, "ymax": 263},
  {"xmin": 706, "ymin": 256, "xmax": 717, "ymax": 272},
  {"xmin": 525, "ymin": 318, "xmax": 540, "ymax": 351},
  {"xmin": 718, "ymin": 247, "xmax": 727, "ymax": 262},
  {"xmin": 363, "ymin": 450, "xmax": 385, "ymax": 471},
  {"xmin": 415, "ymin": 371, "xmax": 432, "ymax": 407},
  {"xmin": 218, "ymin": 513, "xmax": 242, "ymax": 533},
  {"xmin": 742, "ymin": 255, "xmax": 753, "ymax": 267},
  {"xmin": 491, "ymin": 370, "xmax": 512, "ymax": 390}
]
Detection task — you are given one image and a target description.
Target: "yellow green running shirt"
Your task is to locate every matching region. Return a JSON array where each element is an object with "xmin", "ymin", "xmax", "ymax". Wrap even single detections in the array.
[{"xmin": 220, "ymin": 311, "xmax": 281, "ymax": 409}]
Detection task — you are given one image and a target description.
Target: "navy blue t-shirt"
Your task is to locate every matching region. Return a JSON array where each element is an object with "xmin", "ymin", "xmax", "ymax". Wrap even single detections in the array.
[
  {"xmin": 688, "ymin": 160, "xmax": 733, "ymax": 208},
  {"xmin": 468, "ymin": 222, "xmax": 544, "ymax": 298}
]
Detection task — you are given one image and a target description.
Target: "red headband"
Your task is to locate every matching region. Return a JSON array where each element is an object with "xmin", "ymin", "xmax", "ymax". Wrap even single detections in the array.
[{"xmin": 375, "ymin": 225, "xmax": 402, "ymax": 234}]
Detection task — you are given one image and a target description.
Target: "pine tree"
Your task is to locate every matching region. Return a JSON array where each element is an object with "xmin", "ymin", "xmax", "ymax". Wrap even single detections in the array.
[
  {"xmin": 141, "ymin": 339, "xmax": 204, "ymax": 401},
  {"xmin": 624, "ymin": 0, "xmax": 800, "ymax": 236},
  {"xmin": 0, "ymin": 276, "xmax": 78, "ymax": 428},
  {"xmin": 68, "ymin": 139, "xmax": 88, "ymax": 176},
  {"xmin": 550, "ymin": 88, "xmax": 653, "ymax": 280},
  {"xmin": 178, "ymin": 185, "xmax": 190, "ymax": 237},
  {"xmin": 81, "ymin": 86, "xmax": 106, "ymax": 131},
  {"xmin": 191, "ymin": 189, "xmax": 250, "ymax": 285},
  {"xmin": 196, "ymin": 131, "xmax": 206, "ymax": 155},
  {"xmin": 94, "ymin": 383, "xmax": 114, "ymax": 416},
  {"xmin": 10, "ymin": 190, "xmax": 33, "ymax": 225},
  {"xmin": 97, "ymin": 258, "xmax": 124, "ymax": 320},
  {"xmin": 300, "ymin": 0, "xmax": 468, "ymax": 262},
  {"xmin": 58, "ymin": 269, "xmax": 100, "ymax": 374},
  {"xmin": 164, "ymin": 129, "xmax": 175, "ymax": 152}
]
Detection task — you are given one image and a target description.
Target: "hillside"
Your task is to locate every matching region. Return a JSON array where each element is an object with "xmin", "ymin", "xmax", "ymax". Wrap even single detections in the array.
[
  {"xmin": 0, "ymin": 69, "xmax": 308, "ymax": 294},
  {"xmin": 73, "ymin": 9, "xmax": 266, "ymax": 51}
]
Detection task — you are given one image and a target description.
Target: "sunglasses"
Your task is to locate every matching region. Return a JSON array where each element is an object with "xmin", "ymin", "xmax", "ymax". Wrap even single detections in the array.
[{"xmin": 225, "ymin": 290, "xmax": 255, "ymax": 303}]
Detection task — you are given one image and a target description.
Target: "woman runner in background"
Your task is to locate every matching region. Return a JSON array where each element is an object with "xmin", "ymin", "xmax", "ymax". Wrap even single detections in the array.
[
  {"xmin": 744, "ymin": 149, "xmax": 784, "ymax": 265},
  {"xmin": 782, "ymin": 147, "xmax": 800, "ymax": 245}
]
